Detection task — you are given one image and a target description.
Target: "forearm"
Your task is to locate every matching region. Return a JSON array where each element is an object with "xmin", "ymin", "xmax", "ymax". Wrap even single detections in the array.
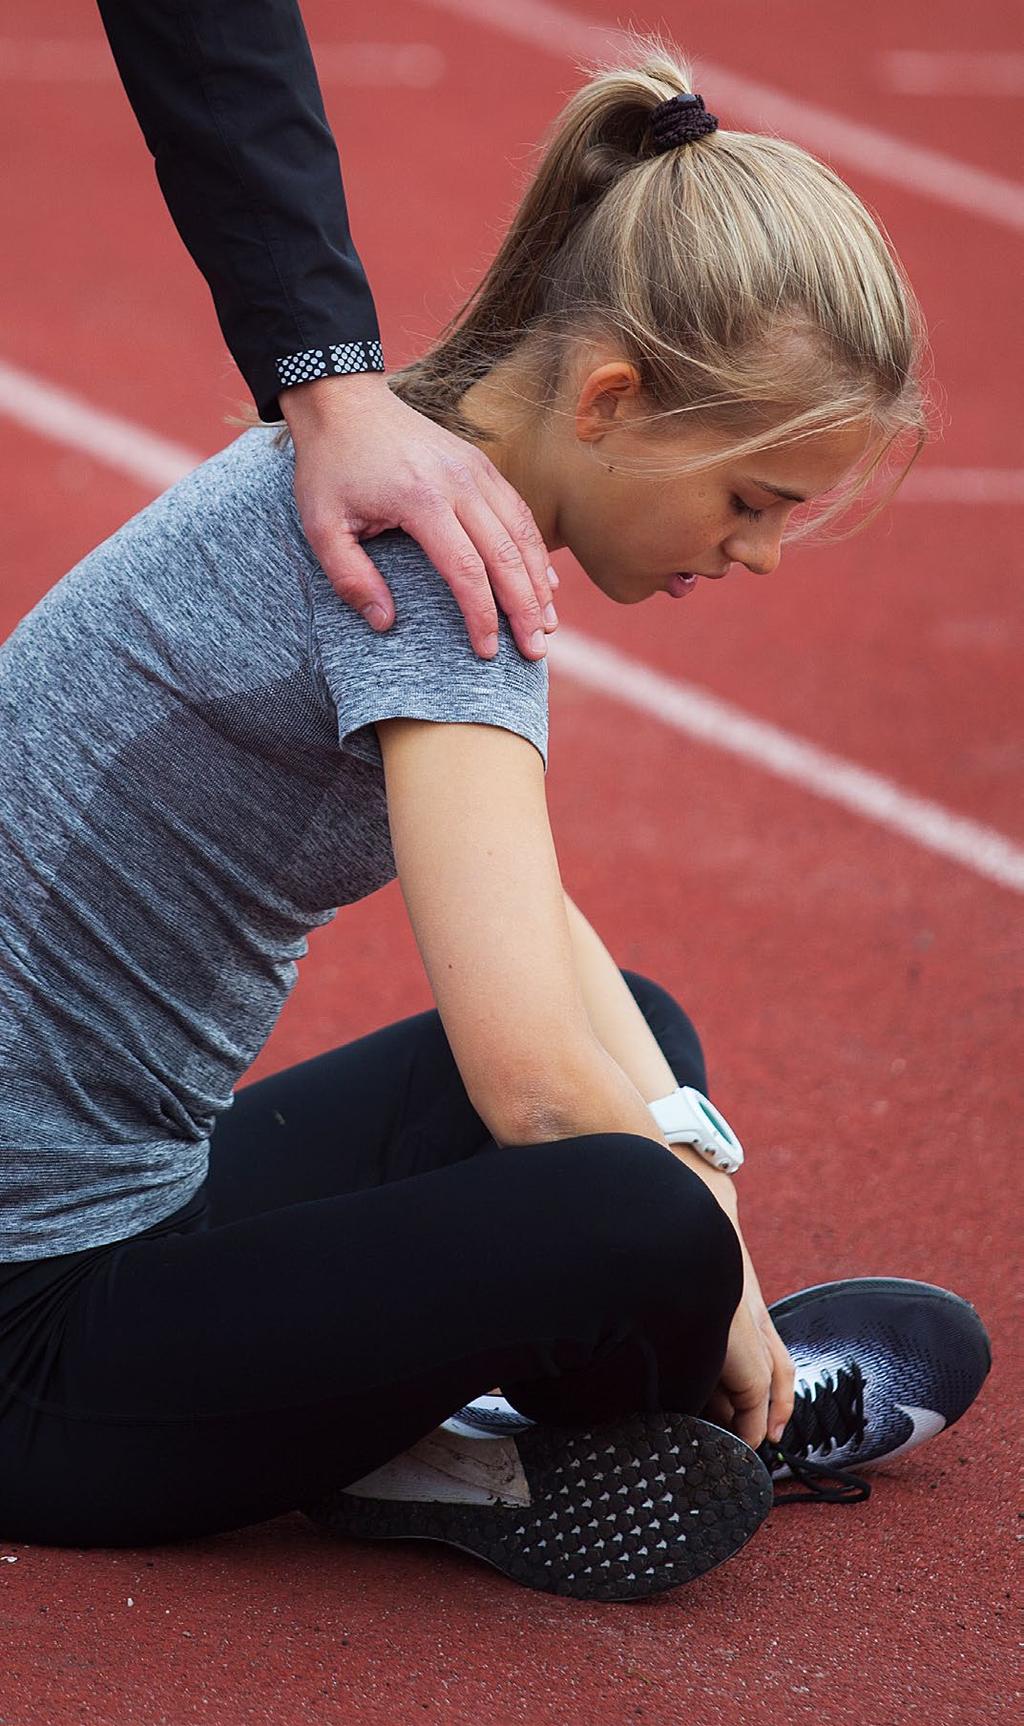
[
  {"xmin": 506, "ymin": 1033, "xmax": 670, "ymax": 1150},
  {"xmin": 563, "ymin": 894, "xmax": 678, "ymax": 1102},
  {"xmin": 561, "ymin": 894, "xmax": 737, "ymax": 1213},
  {"xmin": 96, "ymin": 0, "xmax": 383, "ymax": 419}
]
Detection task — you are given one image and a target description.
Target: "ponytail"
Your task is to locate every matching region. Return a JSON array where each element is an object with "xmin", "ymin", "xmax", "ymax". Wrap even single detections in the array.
[{"xmin": 388, "ymin": 29, "xmax": 931, "ymax": 537}]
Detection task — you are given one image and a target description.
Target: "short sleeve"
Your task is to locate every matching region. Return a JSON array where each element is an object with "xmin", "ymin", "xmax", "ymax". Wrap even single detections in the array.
[{"xmin": 307, "ymin": 529, "xmax": 549, "ymax": 771}]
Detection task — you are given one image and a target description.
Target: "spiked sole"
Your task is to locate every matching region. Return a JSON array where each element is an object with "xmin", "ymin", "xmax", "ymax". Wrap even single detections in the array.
[{"xmin": 305, "ymin": 1412, "xmax": 773, "ymax": 1602}]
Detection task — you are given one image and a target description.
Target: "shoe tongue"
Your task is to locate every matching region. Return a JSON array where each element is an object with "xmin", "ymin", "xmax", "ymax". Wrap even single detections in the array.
[{"xmin": 787, "ymin": 1360, "xmax": 866, "ymax": 1458}]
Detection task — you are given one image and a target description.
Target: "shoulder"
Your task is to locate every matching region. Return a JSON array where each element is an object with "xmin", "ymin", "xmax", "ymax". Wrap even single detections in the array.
[{"xmin": 309, "ymin": 528, "xmax": 550, "ymax": 771}]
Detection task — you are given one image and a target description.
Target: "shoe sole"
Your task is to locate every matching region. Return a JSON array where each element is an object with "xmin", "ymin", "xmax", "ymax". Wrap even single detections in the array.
[{"xmin": 306, "ymin": 1412, "xmax": 772, "ymax": 1603}]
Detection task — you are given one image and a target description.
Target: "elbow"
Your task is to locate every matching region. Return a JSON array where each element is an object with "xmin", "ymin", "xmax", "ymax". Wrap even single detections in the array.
[
  {"xmin": 472, "ymin": 1045, "xmax": 604, "ymax": 1148},
  {"xmin": 488, "ymin": 1096, "xmax": 579, "ymax": 1149}
]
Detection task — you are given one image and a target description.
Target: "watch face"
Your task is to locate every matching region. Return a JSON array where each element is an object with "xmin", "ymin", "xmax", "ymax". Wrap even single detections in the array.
[
  {"xmin": 683, "ymin": 1088, "xmax": 741, "ymax": 1153},
  {"xmin": 652, "ymin": 1088, "xmax": 744, "ymax": 1170}
]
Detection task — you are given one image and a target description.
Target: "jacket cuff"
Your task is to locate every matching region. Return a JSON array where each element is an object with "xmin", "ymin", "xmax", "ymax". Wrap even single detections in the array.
[{"xmin": 257, "ymin": 337, "xmax": 385, "ymax": 421}]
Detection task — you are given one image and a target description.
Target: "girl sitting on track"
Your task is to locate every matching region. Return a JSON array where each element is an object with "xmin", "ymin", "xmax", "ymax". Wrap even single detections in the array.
[{"xmin": 0, "ymin": 39, "xmax": 989, "ymax": 1601}]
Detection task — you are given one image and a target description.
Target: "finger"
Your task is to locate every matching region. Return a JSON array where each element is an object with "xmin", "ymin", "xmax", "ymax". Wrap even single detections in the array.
[
  {"xmin": 473, "ymin": 456, "xmax": 556, "ymax": 615},
  {"xmin": 450, "ymin": 488, "xmax": 551, "ymax": 661},
  {"xmin": 726, "ymin": 1345, "xmax": 774, "ymax": 1452},
  {"xmin": 731, "ymin": 1390, "xmax": 771, "ymax": 1451},
  {"xmin": 701, "ymin": 1387, "xmax": 736, "ymax": 1432},
  {"xmin": 393, "ymin": 494, "xmax": 506, "ymax": 659},
  {"xmin": 765, "ymin": 1327, "xmax": 797, "ymax": 1445},
  {"xmin": 306, "ymin": 528, "xmax": 396, "ymax": 630}
]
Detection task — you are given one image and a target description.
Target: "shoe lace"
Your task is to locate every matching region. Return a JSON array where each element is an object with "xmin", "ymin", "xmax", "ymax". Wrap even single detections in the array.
[{"xmin": 758, "ymin": 1360, "xmax": 872, "ymax": 1505}]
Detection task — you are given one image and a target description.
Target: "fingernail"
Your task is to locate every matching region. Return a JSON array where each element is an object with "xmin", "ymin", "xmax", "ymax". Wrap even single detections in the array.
[
  {"xmin": 543, "ymin": 603, "xmax": 558, "ymax": 629},
  {"xmin": 360, "ymin": 603, "xmax": 388, "ymax": 629},
  {"xmin": 482, "ymin": 633, "xmax": 499, "ymax": 658},
  {"xmin": 547, "ymin": 564, "xmax": 560, "ymax": 590},
  {"xmin": 530, "ymin": 630, "xmax": 547, "ymax": 655}
]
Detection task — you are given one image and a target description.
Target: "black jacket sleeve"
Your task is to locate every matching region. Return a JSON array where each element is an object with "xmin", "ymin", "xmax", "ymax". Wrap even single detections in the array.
[{"xmin": 96, "ymin": 0, "xmax": 385, "ymax": 420}]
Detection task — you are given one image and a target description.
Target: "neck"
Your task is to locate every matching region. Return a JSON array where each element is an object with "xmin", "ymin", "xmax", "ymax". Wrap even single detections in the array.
[{"xmin": 457, "ymin": 365, "xmax": 565, "ymax": 550}]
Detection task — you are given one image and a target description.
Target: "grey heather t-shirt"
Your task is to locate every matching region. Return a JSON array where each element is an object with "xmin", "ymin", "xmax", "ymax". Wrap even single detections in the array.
[{"xmin": 0, "ymin": 427, "xmax": 548, "ymax": 1261}]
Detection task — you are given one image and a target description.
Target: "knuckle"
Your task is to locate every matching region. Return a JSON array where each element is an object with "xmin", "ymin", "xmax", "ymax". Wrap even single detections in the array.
[
  {"xmin": 474, "ymin": 449, "xmax": 505, "ymax": 482},
  {"xmin": 514, "ymin": 499, "xmax": 544, "ymax": 545},
  {"xmin": 328, "ymin": 576, "xmax": 367, "ymax": 603},
  {"xmin": 453, "ymin": 548, "xmax": 488, "ymax": 584},
  {"xmin": 439, "ymin": 456, "xmax": 478, "ymax": 490},
  {"xmin": 407, "ymin": 481, "xmax": 448, "ymax": 515},
  {"xmin": 303, "ymin": 516, "xmax": 335, "ymax": 552},
  {"xmin": 490, "ymin": 532, "xmax": 528, "ymax": 571}
]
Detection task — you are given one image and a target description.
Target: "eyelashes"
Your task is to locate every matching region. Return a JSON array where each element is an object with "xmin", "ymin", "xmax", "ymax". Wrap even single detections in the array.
[{"xmin": 731, "ymin": 495, "xmax": 765, "ymax": 523}]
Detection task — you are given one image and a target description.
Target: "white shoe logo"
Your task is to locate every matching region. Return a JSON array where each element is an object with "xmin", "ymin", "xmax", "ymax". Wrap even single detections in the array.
[{"xmin": 887, "ymin": 1404, "xmax": 946, "ymax": 1460}]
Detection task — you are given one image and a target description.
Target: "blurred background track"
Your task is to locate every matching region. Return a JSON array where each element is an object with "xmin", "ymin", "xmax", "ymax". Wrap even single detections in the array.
[{"xmin": 0, "ymin": 3, "xmax": 1019, "ymax": 1721}]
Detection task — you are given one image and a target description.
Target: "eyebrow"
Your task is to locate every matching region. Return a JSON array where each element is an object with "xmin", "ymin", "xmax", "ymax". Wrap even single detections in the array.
[{"xmin": 749, "ymin": 478, "xmax": 808, "ymax": 504}]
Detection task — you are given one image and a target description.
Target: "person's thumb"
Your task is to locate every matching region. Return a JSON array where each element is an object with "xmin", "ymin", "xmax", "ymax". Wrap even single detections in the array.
[{"xmin": 308, "ymin": 526, "xmax": 396, "ymax": 631}]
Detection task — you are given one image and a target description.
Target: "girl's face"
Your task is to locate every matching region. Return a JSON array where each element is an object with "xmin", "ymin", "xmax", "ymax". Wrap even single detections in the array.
[{"xmin": 545, "ymin": 354, "xmax": 877, "ymax": 605}]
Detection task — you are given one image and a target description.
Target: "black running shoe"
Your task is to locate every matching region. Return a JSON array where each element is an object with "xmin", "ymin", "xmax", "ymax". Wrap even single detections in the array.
[
  {"xmin": 304, "ymin": 1412, "xmax": 773, "ymax": 1602},
  {"xmin": 760, "ymin": 1277, "xmax": 992, "ymax": 1504},
  {"xmin": 442, "ymin": 1393, "xmax": 534, "ymax": 1438}
]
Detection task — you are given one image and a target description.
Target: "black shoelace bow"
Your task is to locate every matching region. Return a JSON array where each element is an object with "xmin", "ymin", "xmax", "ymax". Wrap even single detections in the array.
[{"xmin": 758, "ymin": 1360, "xmax": 872, "ymax": 1504}]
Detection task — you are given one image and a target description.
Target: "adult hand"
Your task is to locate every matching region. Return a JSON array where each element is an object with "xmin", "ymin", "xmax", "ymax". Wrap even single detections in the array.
[
  {"xmin": 279, "ymin": 372, "xmax": 558, "ymax": 662},
  {"xmin": 662, "ymin": 1146, "xmax": 794, "ymax": 1449},
  {"xmin": 703, "ymin": 1220, "xmax": 796, "ymax": 1451}
]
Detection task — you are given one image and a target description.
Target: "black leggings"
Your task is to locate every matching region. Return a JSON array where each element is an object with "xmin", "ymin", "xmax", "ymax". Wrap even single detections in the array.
[{"xmin": 0, "ymin": 973, "xmax": 743, "ymax": 1548}]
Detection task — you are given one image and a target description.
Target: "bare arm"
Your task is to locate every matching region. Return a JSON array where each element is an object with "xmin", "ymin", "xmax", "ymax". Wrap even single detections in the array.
[
  {"xmin": 562, "ymin": 891, "xmax": 795, "ymax": 1446},
  {"xmin": 376, "ymin": 720, "xmax": 793, "ymax": 1447},
  {"xmin": 561, "ymin": 892, "xmax": 744, "ymax": 1204},
  {"xmin": 563, "ymin": 893, "xmax": 680, "ymax": 1104},
  {"xmin": 376, "ymin": 717, "xmax": 668, "ymax": 1149}
]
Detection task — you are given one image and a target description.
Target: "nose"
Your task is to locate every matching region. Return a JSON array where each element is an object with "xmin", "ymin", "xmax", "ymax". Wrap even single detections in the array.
[{"xmin": 724, "ymin": 525, "xmax": 783, "ymax": 577}]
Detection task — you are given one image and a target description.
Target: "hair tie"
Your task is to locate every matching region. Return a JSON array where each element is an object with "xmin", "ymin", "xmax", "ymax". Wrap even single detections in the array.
[{"xmin": 649, "ymin": 92, "xmax": 719, "ymax": 154}]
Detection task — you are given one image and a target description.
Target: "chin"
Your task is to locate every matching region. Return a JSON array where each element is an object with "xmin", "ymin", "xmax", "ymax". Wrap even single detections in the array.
[{"xmin": 586, "ymin": 567, "xmax": 650, "ymax": 605}]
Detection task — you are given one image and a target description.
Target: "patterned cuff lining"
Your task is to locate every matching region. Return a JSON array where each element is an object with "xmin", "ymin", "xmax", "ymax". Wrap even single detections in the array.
[{"xmin": 276, "ymin": 338, "xmax": 385, "ymax": 390}]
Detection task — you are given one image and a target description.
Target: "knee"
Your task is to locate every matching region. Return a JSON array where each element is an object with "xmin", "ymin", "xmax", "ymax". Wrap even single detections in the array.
[
  {"xmin": 619, "ymin": 970, "xmax": 708, "ymax": 1093},
  {"xmin": 549, "ymin": 1135, "xmax": 743, "ymax": 1330}
]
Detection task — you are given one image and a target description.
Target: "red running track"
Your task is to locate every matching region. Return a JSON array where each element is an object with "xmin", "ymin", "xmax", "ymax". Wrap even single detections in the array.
[{"xmin": 0, "ymin": 2, "xmax": 1020, "ymax": 1721}]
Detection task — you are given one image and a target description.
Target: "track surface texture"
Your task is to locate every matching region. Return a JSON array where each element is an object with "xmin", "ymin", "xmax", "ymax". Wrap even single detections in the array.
[{"xmin": 0, "ymin": 2, "xmax": 1019, "ymax": 1722}]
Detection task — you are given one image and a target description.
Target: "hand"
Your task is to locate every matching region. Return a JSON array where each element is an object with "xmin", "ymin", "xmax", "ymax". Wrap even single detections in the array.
[
  {"xmin": 703, "ymin": 1222, "xmax": 796, "ymax": 1451},
  {"xmin": 279, "ymin": 373, "xmax": 558, "ymax": 662}
]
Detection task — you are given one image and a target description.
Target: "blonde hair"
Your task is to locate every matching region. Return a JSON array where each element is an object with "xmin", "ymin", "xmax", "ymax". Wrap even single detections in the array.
[
  {"xmin": 253, "ymin": 37, "xmax": 925, "ymax": 541},
  {"xmin": 262, "ymin": 32, "xmax": 934, "ymax": 539}
]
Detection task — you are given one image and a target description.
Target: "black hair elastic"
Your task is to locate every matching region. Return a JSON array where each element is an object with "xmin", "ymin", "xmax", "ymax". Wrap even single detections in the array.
[{"xmin": 649, "ymin": 92, "xmax": 719, "ymax": 154}]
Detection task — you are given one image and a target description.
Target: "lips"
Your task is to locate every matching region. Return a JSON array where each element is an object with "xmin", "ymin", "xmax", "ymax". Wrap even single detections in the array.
[{"xmin": 666, "ymin": 572, "xmax": 700, "ymax": 598}]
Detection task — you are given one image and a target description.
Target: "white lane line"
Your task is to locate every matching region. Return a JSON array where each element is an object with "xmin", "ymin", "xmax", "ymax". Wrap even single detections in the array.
[
  {"xmin": 2, "ymin": 356, "xmax": 1022, "ymax": 895},
  {"xmin": 0, "ymin": 361, "xmax": 196, "ymax": 490},
  {"xmin": 414, "ymin": 0, "xmax": 1024, "ymax": 233},
  {"xmin": 0, "ymin": 40, "xmax": 112, "ymax": 81},
  {"xmin": 551, "ymin": 629, "xmax": 1024, "ymax": 895},
  {"xmin": 899, "ymin": 468, "xmax": 1024, "ymax": 505},
  {"xmin": 6, "ymin": 354, "xmax": 1017, "ymax": 507},
  {"xmin": 313, "ymin": 45, "xmax": 447, "ymax": 87},
  {"xmin": 878, "ymin": 51, "xmax": 1024, "ymax": 97},
  {"xmin": 0, "ymin": 37, "xmax": 446, "ymax": 88}
]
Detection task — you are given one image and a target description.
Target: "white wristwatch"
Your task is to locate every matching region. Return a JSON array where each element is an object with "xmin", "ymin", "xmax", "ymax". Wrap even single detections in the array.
[{"xmin": 649, "ymin": 1085, "xmax": 745, "ymax": 1174}]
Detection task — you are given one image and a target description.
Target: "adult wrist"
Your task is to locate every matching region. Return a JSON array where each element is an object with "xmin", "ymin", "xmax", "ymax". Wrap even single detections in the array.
[
  {"xmin": 649, "ymin": 1085, "xmax": 744, "ymax": 1175},
  {"xmin": 280, "ymin": 371, "xmax": 391, "ymax": 433}
]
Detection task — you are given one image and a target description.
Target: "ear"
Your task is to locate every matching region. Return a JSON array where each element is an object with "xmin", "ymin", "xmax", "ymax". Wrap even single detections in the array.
[{"xmin": 574, "ymin": 360, "xmax": 643, "ymax": 445}]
